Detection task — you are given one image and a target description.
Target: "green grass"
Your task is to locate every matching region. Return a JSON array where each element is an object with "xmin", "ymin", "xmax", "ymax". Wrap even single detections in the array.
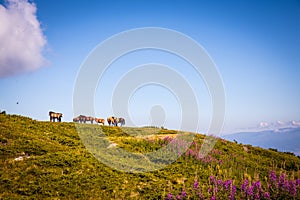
[{"xmin": 0, "ymin": 114, "xmax": 299, "ymax": 199}]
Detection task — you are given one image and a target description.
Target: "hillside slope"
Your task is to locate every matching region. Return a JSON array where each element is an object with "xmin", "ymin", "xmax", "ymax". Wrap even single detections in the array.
[{"xmin": 0, "ymin": 114, "xmax": 300, "ymax": 199}]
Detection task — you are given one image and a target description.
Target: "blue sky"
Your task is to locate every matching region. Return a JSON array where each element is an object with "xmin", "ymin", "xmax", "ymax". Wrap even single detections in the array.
[{"xmin": 0, "ymin": 0, "xmax": 300, "ymax": 133}]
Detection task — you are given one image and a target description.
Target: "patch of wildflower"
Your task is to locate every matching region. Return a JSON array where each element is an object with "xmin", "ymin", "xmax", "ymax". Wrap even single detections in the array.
[{"xmin": 166, "ymin": 171, "xmax": 299, "ymax": 199}]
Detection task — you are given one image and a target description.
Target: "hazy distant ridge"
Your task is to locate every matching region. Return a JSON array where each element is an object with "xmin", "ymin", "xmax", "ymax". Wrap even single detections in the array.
[{"xmin": 223, "ymin": 127, "xmax": 300, "ymax": 155}]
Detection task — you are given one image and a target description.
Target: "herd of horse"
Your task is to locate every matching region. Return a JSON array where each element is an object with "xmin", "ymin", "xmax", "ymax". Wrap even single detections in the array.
[{"xmin": 48, "ymin": 111, "xmax": 125, "ymax": 126}]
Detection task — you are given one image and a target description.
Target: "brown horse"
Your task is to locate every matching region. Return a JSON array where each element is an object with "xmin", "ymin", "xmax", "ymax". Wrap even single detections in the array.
[
  {"xmin": 49, "ymin": 111, "xmax": 63, "ymax": 122},
  {"xmin": 73, "ymin": 117, "xmax": 80, "ymax": 122},
  {"xmin": 85, "ymin": 116, "xmax": 94, "ymax": 124},
  {"xmin": 75, "ymin": 115, "xmax": 94, "ymax": 123},
  {"xmin": 115, "ymin": 117, "xmax": 125, "ymax": 126},
  {"xmin": 107, "ymin": 116, "xmax": 116, "ymax": 126},
  {"xmin": 78, "ymin": 115, "xmax": 86, "ymax": 123},
  {"xmin": 95, "ymin": 118, "xmax": 105, "ymax": 125}
]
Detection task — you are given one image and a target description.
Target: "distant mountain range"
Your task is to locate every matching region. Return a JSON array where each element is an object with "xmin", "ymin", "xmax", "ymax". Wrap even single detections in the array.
[{"xmin": 223, "ymin": 127, "xmax": 300, "ymax": 156}]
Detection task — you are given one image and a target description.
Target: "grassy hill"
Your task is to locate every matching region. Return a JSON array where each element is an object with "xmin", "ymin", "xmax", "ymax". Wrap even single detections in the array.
[{"xmin": 0, "ymin": 114, "xmax": 299, "ymax": 199}]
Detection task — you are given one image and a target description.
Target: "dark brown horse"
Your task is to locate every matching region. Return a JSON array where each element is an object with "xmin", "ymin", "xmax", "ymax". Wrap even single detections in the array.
[
  {"xmin": 49, "ymin": 111, "xmax": 63, "ymax": 122},
  {"xmin": 107, "ymin": 116, "xmax": 116, "ymax": 126}
]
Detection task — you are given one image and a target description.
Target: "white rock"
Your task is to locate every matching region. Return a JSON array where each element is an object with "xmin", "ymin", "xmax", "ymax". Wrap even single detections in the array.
[
  {"xmin": 107, "ymin": 143, "xmax": 117, "ymax": 148},
  {"xmin": 14, "ymin": 156, "xmax": 24, "ymax": 161}
]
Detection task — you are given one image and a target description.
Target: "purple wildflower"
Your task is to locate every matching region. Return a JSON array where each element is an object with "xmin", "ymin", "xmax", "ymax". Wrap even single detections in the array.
[
  {"xmin": 211, "ymin": 196, "xmax": 216, "ymax": 200},
  {"xmin": 193, "ymin": 180, "xmax": 199, "ymax": 190},
  {"xmin": 296, "ymin": 179, "xmax": 300, "ymax": 186},
  {"xmin": 264, "ymin": 192, "xmax": 270, "ymax": 200},
  {"xmin": 210, "ymin": 176, "xmax": 217, "ymax": 185},
  {"xmin": 254, "ymin": 180, "xmax": 261, "ymax": 188},
  {"xmin": 241, "ymin": 179, "xmax": 249, "ymax": 192},
  {"xmin": 254, "ymin": 193, "xmax": 260, "ymax": 200},
  {"xmin": 185, "ymin": 149, "xmax": 194, "ymax": 157},
  {"xmin": 164, "ymin": 136, "xmax": 170, "ymax": 141},
  {"xmin": 246, "ymin": 185, "xmax": 254, "ymax": 197},
  {"xmin": 211, "ymin": 148, "xmax": 223, "ymax": 155},
  {"xmin": 229, "ymin": 185, "xmax": 236, "ymax": 200},
  {"xmin": 278, "ymin": 172, "xmax": 287, "ymax": 188},
  {"xmin": 167, "ymin": 193, "xmax": 173, "ymax": 200},
  {"xmin": 269, "ymin": 171, "xmax": 277, "ymax": 183},
  {"xmin": 283, "ymin": 180, "xmax": 290, "ymax": 191},
  {"xmin": 213, "ymin": 186, "xmax": 218, "ymax": 194},
  {"xmin": 175, "ymin": 194, "xmax": 181, "ymax": 200},
  {"xmin": 198, "ymin": 192, "xmax": 203, "ymax": 199},
  {"xmin": 252, "ymin": 181, "xmax": 263, "ymax": 199},
  {"xmin": 232, "ymin": 185, "xmax": 237, "ymax": 194},
  {"xmin": 288, "ymin": 180, "xmax": 297, "ymax": 197},
  {"xmin": 217, "ymin": 179, "xmax": 223, "ymax": 186},
  {"xmin": 223, "ymin": 180, "xmax": 232, "ymax": 190},
  {"xmin": 181, "ymin": 190, "xmax": 187, "ymax": 197},
  {"xmin": 255, "ymin": 181, "xmax": 263, "ymax": 192}
]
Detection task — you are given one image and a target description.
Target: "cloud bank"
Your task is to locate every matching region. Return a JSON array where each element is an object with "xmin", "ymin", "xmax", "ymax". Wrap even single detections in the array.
[
  {"xmin": 233, "ymin": 120, "xmax": 300, "ymax": 134},
  {"xmin": 256, "ymin": 120, "xmax": 300, "ymax": 132},
  {"xmin": 0, "ymin": 0, "xmax": 47, "ymax": 77}
]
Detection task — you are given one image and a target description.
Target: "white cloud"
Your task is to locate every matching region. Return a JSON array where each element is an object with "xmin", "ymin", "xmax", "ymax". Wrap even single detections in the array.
[
  {"xmin": 258, "ymin": 121, "xmax": 269, "ymax": 128},
  {"xmin": 276, "ymin": 120, "xmax": 286, "ymax": 126},
  {"xmin": 0, "ymin": 0, "xmax": 47, "ymax": 77},
  {"xmin": 291, "ymin": 120, "xmax": 300, "ymax": 127}
]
